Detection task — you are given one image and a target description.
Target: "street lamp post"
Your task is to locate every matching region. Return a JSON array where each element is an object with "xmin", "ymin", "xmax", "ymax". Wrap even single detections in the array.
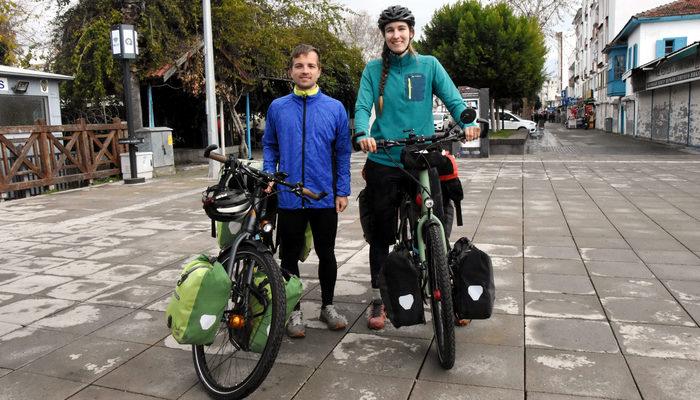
[{"xmin": 111, "ymin": 24, "xmax": 145, "ymax": 184}]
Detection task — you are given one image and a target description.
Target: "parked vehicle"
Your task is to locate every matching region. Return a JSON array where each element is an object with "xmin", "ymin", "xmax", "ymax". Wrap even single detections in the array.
[
  {"xmin": 433, "ymin": 112, "xmax": 448, "ymax": 131},
  {"xmin": 497, "ymin": 110, "xmax": 536, "ymax": 134}
]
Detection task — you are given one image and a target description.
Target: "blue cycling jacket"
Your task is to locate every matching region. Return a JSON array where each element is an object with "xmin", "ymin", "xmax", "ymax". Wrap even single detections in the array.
[{"xmin": 263, "ymin": 90, "xmax": 351, "ymax": 209}]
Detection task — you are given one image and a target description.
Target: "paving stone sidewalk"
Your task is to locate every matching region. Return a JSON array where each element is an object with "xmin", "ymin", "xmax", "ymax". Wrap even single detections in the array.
[{"xmin": 1, "ymin": 124, "xmax": 700, "ymax": 399}]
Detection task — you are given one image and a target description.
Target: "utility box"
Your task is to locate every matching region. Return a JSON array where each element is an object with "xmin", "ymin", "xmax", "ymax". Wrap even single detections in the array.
[
  {"xmin": 604, "ymin": 117, "xmax": 613, "ymax": 133},
  {"xmin": 134, "ymin": 127, "xmax": 175, "ymax": 176},
  {"xmin": 120, "ymin": 151, "xmax": 153, "ymax": 179}
]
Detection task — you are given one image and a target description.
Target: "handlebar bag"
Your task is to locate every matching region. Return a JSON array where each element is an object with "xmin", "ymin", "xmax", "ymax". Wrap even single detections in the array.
[
  {"xmin": 448, "ymin": 237, "xmax": 495, "ymax": 319},
  {"xmin": 379, "ymin": 243, "xmax": 425, "ymax": 328},
  {"xmin": 400, "ymin": 146, "xmax": 443, "ymax": 170},
  {"xmin": 248, "ymin": 270, "xmax": 303, "ymax": 353},
  {"xmin": 166, "ymin": 255, "xmax": 232, "ymax": 345}
]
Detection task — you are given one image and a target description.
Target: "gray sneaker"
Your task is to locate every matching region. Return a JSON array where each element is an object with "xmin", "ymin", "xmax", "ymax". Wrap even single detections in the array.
[
  {"xmin": 286, "ymin": 310, "xmax": 305, "ymax": 338},
  {"xmin": 319, "ymin": 305, "xmax": 347, "ymax": 330}
]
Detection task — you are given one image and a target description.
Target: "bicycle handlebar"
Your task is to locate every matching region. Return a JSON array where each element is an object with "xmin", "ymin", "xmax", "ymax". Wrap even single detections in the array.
[{"xmin": 203, "ymin": 145, "xmax": 327, "ymax": 201}]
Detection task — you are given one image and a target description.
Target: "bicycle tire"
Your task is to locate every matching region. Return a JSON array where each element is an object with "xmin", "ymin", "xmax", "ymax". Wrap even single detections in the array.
[
  {"xmin": 425, "ymin": 224, "xmax": 456, "ymax": 369},
  {"xmin": 192, "ymin": 248, "xmax": 285, "ymax": 399}
]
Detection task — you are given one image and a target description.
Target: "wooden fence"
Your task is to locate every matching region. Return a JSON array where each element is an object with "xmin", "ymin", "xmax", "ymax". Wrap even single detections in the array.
[{"xmin": 0, "ymin": 119, "xmax": 128, "ymax": 195}]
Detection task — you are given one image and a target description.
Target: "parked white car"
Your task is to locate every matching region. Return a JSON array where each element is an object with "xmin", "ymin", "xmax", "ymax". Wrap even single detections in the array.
[
  {"xmin": 497, "ymin": 110, "xmax": 536, "ymax": 134},
  {"xmin": 433, "ymin": 112, "xmax": 448, "ymax": 131}
]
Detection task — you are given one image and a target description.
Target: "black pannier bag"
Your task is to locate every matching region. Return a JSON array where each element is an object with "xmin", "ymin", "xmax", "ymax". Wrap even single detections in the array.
[
  {"xmin": 448, "ymin": 237, "xmax": 495, "ymax": 319},
  {"xmin": 379, "ymin": 243, "xmax": 425, "ymax": 328}
]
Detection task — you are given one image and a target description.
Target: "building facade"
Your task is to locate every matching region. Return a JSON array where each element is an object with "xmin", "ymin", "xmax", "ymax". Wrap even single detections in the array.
[{"xmin": 0, "ymin": 65, "xmax": 73, "ymax": 126}]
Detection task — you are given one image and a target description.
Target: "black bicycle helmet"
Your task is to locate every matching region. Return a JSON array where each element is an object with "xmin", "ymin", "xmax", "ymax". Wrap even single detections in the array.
[
  {"xmin": 202, "ymin": 188, "xmax": 251, "ymax": 222},
  {"xmin": 377, "ymin": 5, "xmax": 415, "ymax": 31}
]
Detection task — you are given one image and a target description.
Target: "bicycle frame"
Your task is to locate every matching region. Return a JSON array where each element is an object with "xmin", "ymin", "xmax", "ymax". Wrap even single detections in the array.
[{"xmin": 414, "ymin": 168, "xmax": 447, "ymax": 266}]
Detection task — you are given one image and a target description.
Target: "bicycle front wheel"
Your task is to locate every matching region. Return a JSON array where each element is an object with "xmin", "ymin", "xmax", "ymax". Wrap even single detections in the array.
[
  {"xmin": 425, "ymin": 224, "xmax": 456, "ymax": 369},
  {"xmin": 193, "ymin": 248, "xmax": 285, "ymax": 399}
]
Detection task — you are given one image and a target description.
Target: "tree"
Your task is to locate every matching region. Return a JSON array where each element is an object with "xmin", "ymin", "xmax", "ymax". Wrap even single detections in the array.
[
  {"xmin": 497, "ymin": 0, "xmax": 577, "ymax": 37},
  {"xmin": 0, "ymin": 0, "xmax": 24, "ymax": 65},
  {"xmin": 418, "ymin": 0, "xmax": 546, "ymax": 129},
  {"xmin": 341, "ymin": 10, "xmax": 383, "ymax": 62}
]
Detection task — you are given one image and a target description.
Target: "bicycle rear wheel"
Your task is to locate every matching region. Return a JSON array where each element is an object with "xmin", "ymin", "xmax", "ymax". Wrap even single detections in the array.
[
  {"xmin": 192, "ymin": 248, "xmax": 285, "ymax": 399},
  {"xmin": 425, "ymin": 224, "xmax": 456, "ymax": 369}
]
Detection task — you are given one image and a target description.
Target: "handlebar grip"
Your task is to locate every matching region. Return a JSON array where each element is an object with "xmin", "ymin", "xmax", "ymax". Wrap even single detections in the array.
[
  {"xmin": 477, "ymin": 118, "xmax": 490, "ymax": 138},
  {"xmin": 301, "ymin": 188, "xmax": 327, "ymax": 200}
]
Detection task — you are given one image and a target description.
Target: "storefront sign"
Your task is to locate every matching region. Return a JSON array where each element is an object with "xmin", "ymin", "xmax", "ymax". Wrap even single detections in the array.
[
  {"xmin": 646, "ymin": 54, "xmax": 700, "ymax": 90},
  {"xmin": 0, "ymin": 77, "xmax": 8, "ymax": 91}
]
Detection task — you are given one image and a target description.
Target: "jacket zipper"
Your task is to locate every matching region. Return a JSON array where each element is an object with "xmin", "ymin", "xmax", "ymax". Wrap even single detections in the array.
[{"xmin": 301, "ymin": 96, "xmax": 307, "ymax": 208}]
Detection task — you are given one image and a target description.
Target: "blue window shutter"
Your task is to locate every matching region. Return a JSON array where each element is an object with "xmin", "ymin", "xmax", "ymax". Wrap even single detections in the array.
[
  {"xmin": 633, "ymin": 44, "xmax": 638, "ymax": 68},
  {"xmin": 673, "ymin": 37, "xmax": 687, "ymax": 51},
  {"xmin": 655, "ymin": 40, "xmax": 664, "ymax": 58}
]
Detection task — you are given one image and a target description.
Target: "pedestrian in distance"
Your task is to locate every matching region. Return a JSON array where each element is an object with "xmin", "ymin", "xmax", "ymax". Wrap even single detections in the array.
[
  {"xmin": 354, "ymin": 5, "xmax": 480, "ymax": 330},
  {"xmin": 263, "ymin": 44, "xmax": 352, "ymax": 338}
]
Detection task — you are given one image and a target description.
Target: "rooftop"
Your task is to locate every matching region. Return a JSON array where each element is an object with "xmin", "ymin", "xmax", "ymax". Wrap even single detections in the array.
[
  {"xmin": 636, "ymin": 0, "xmax": 700, "ymax": 18},
  {"xmin": 0, "ymin": 65, "xmax": 73, "ymax": 80}
]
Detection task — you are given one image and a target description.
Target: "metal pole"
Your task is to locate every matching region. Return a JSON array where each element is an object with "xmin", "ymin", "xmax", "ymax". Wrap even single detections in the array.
[
  {"xmin": 122, "ymin": 59, "xmax": 144, "ymax": 184},
  {"xmin": 203, "ymin": 0, "xmax": 220, "ymax": 177},
  {"xmin": 148, "ymin": 84, "xmax": 155, "ymax": 128},
  {"xmin": 246, "ymin": 93, "xmax": 251, "ymax": 159},
  {"xmin": 219, "ymin": 100, "xmax": 225, "ymax": 156}
]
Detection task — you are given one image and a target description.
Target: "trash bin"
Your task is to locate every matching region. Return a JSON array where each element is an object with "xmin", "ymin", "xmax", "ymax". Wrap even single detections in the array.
[{"xmin": 604, "ymin": 117, "xmax": 613, "ymax": 133}]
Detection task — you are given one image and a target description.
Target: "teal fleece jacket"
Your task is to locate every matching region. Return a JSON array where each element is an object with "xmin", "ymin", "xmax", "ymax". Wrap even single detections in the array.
[{"xmin": 354, "ymin": 52, "xmax": 472, "ymax": 167}]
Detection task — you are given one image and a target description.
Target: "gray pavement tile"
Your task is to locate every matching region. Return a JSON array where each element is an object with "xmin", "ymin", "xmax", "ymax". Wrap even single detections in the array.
[
  {"xmin": 0, "ymin": 327, "xmax": 79, "ymax": 369},
  {"xmin": 68, "ymin": 386, "xmax": 163, "ymax": 400},
  {"xmin": 584, "ymin": 260, "xmax": 654, "ymax": 278},
  {"xmin": 86, "ymin": 248, "xmax": 148, "ymax": 263},
  {"xmin": 525, "ymin": 226, "xmax": 571, "ymax": 236},
  {"xmin": 0, "ymin": 274, "xmax": 74, "ymax": 295},
  {"xmin": 87, "ymin": 283, "xmax": 172, "ymax": 309},
  {"xmin": 294, "ymin": 368, "xmax": 413, "ymax": 400},
  {"xmin": 267, "ymin": 326, "xmax": 348, "ymax": 367},
  {"xmin": 0, "ymin": 371, "xmax": 85, "ymax": 400},
  {"xmin": 524, "ymin": 274, "xmax": 595, "ymax": 295},
  {"xmin": 143, "ymin": 267, "xmax": 180, "ymax": 287},
  {"xmin": 627, "ymin": 356, "xmax": 700, "ymax": 400},
  {"xmin": 665, "ymin": 279, "xmax": 700, "ymax": 303},
  {"xmin": 647, "ymin": 263, "xmax": 700, "ymax": 281},
  {"xmin": 523, "ymin": 258, "xmax": 588, "ymax": 275},
  {"xmin": 95, "ymin": 346, "xmax": 198, "ymax": 399},
  {"xmin": 180, "ymin": 363, "xmax": 314, "ymax": 400},
  {"xmin": 321, "ymin": 332, "xmax": 430, "ymax": 379},
  {"xmin": 526, "ymin": 349, "xmax": 640, "ymax": 400},
  {"xmin": 31, "ymin": 304, "xmax": 133, "ymax": 335},
  {"xmin": 527, "ymin": 393, "xmax": 618, "ymax": 400},
  {"xmin": 474, "ymin": 243, "xmax": 523, "ymax": 258},
  {"xmin": 455, "ymin": 314, "xmax": 523, "ymax": 347},
  {"xmin": 591, "ymin": 276, "xmax": 672, "ymax": 299},
  {"xmin": 51, "ymin": 245, "xmax": 104, "ymax": 259},
  {"xmin": 579, "ymin": 248, "xmax": 642, "ymax": 263},
  {"xmin": 612, "ymin": 322, "xmax": 700, "ymax": 360},
  {"xmin": 20, "ymin": 335, "xmax": 148, "ymax": 383},
  {"xmin": 88, "ymin": 264, "xmax": 157, "ymax": 283},
  {"xmin": 411, "ymin": 381, "xmax": 523, "ymax": 400},
  {"xmin": 574, "ymin": 236, "xmax": 630, "ymax": 249},
  {"xmin": 302, "ymin": 279, "xmax": 373, "ymax": 304},
  {"xmin": 420, "ymin": 342, "xmax": 524, "ymax": 390},
  {"xmin": 525, "ymin": 293, "xmax": 606, "ymax": 320},
  {"xmin": 493, "ymin": 290, "xmax": 523, "ymax": 315},
  {"xmin": 636, "ymin": 250, "xmax": 700, "ymax": 265},
  {"xmin": 143, "ymin": 293, "xmax": 171, "ymax": 312},
  {"xmin": 46, "ymin": 279, "xmax": 122, "ymax": 301},
  {"xmin": 494, "ymin": 272, "xmax": 523, "ymax": 292},
  {"xmin": 126, "ymin": 251, "xmax": 191, "ymax": 268},
  {"xmin": 523, "ymin": 236, "xmax": 575, "ymax": 247},
  {"xmin": 43, "ymin": 260, "xmax": 112, "ymax": 277},
  {"xmin": 524, "ymin": 246, "xmax": 581, "ymax": 260},
  {"xmin": 0, "ymin": 368, "xmax": 10, "ymax": 378},
  {"xmin": 3, "ymin": 256, "xmax": 72, "ymax": 273},
  {"xmin": 490, "ymin": 257, "xmax": 524, "ymax": 273},
  {"xmin": 0, "ymin": 321, "xmax": 21, "ymax": 337},
  {"xmin": 0, "ymin": 297, "xmax": 75, "ymax": 325},
  {"xmin": 473, "ymin": 233, "xmax": 522, "ymax": 246},
  {"xmin": 625, "ymin": 237, "xmax": 688, "ymax": 251},
  {"xmin": 525, "ymin": 317, "xmax": 618, "ymax": 353},
  {"xmin": 600, "ymin": 297, "xmax": 695, "ymax": 326},
  {"xmin": 92, "ymin": 309, "xmax": 170, "ymax": 345},
  {"xmin": 336, "ymin": 262, "xmax": 372, "ymax": 282},
  {"xmin": 0, "ymin": 271, "xmax": 29, "ymax": 286}
]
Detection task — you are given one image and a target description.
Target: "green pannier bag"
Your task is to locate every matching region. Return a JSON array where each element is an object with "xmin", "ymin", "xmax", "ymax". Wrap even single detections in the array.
[
  {"xmin": 166, "ymin": 255, "xmax": 232, "ymax": 345},
  {"xmin": 248, "ymin": 271, "xmax": 303, "ymax": 353}
]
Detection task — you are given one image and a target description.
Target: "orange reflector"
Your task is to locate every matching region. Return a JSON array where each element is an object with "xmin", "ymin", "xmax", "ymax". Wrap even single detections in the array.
[{"xmin": 229, "ymin": 314, "xmax": 245, "ymax": 329}]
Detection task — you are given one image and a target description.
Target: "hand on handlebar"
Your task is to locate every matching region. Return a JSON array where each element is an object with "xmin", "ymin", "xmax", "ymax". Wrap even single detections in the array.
[
  {"xmin": 264, "ymin": 182, "xmax": 274, "ymax": 193},
  {"xmin": 358, "ymin": 137, "xmax": 377, "ymax": 153},
  {"xmin": 463, "ymin": 125, "xmax": 481, "ymax": 141}
]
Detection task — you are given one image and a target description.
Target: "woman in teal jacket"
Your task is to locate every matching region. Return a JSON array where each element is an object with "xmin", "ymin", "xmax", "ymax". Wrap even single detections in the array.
[{"xmin": 354, "ymin": 5, "xmax": 480, "ymax": 330}]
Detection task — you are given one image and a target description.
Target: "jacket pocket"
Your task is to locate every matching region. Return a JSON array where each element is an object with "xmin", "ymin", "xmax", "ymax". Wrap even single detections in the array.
[{"xmin": 405, "ymin": 73, "xmax": 426, "ymax": 102}]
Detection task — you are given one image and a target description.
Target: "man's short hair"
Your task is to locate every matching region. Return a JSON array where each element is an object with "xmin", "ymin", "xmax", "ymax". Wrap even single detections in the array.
[{"xmin": 290, "ymin": 44, "xmax": 321, "ymax": 68}]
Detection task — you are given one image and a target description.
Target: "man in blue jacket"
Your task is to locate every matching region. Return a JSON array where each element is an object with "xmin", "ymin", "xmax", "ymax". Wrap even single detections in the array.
[{"xmin": 263, "ymin": 44, "xmax": 351, "ymax": 338}]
